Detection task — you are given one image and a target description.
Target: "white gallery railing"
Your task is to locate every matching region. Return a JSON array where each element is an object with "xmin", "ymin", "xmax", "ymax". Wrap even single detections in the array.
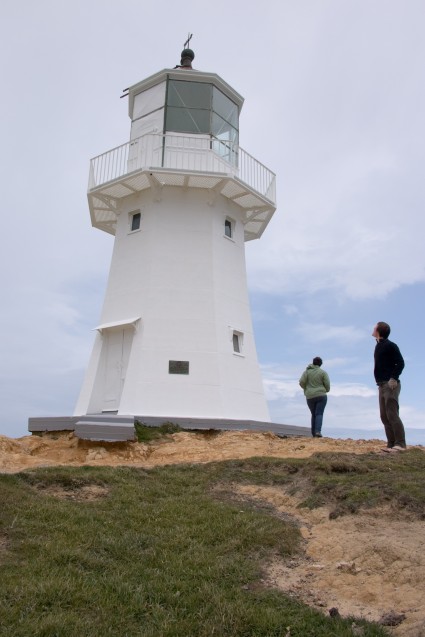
[{"xmin": 88, "ymin": 133, "xmax": 276, "ymax": 203}]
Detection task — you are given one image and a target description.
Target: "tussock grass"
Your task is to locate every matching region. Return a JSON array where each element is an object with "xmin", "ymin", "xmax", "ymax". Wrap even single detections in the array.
[
  {"xmin": 295, "ymin": 449, "xmax": 425, "ymax": 518},
  {"xmin": 212, "ymin": 450, "xmax": 425, "ymax": 519},
  {"xmin": 134, "ymin": 421, "xmax": 182, "ymax": 442},
  {"xmin": 1, "ymin": 450, "xmax": 419, "ymax": 636}
]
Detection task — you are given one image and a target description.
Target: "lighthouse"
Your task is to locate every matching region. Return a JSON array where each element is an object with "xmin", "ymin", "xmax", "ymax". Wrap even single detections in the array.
[{"xmin": 72, "ymin": 46, "xmax": 277, "ymax": 438}]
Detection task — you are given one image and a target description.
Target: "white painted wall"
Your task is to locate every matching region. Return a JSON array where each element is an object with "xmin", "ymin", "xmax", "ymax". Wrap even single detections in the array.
[{"xmin": 75, "ymin": 185, "xmax": 270, "ymax": 421}]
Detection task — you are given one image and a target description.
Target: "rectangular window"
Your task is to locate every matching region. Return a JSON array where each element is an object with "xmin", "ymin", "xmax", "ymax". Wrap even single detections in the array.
[
  {"xmin": 130, "ymin": 211, "xmax": 141, "ymax": 232},
  {"xmin": 232, "ymin": 332, "xmax": 243, "ymax": 354},
  {"xmin": 224, "ymin": 217, "xmax": 235, "ymax": 239}
]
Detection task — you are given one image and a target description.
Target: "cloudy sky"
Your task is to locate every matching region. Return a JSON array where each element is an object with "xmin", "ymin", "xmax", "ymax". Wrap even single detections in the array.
[{"xmin": 1, "ymin": 0, "xmax": 424, "ymax": 442}]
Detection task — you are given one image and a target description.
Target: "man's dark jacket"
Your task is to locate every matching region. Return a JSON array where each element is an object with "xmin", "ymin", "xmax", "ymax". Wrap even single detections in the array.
[{"xmin": 374, "ymin": 338, "xmax": 405, "ymax": 384}]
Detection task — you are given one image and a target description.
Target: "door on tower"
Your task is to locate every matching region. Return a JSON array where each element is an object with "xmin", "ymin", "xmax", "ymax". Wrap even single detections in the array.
[
  {"xmin": 101, "ymin": 327, "xmax": 133, "ymax": 412},
  {"xmin": 87, "ymin": 326, "xmax": 135, "ymax": 414},
  {"xmin": 102, "ymin": 328, "xmax": 134, "ymax": 411}
]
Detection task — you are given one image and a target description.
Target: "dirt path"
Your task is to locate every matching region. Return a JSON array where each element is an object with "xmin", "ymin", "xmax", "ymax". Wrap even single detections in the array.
[{"xmin": 1, "ymin": 430, "xmax": 424, "ymax": 635}]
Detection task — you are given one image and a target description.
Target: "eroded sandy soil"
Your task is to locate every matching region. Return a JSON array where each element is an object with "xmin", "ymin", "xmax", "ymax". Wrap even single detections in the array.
[
  {"xmin": 236, "ymin": 484, "xmax": 425, "ymax": 637},
  {"xmin": 0, "ymin": 430, "xmax": 389, "ymax": 472},
  {"xmin": 1, "ymin": 430, "xmax": 424, "ymax": 635}
]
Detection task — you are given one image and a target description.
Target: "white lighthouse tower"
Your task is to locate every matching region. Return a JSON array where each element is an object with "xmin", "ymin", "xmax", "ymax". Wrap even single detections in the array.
[{"xmin": 73, "ymin": 46, "xmax": 277, "ymax": 438}]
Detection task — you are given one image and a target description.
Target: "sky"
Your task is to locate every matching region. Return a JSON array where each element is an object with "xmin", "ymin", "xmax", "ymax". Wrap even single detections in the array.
[{"xmin": 1, "ymin": 0, "xmax": 424, "ymax": 443}]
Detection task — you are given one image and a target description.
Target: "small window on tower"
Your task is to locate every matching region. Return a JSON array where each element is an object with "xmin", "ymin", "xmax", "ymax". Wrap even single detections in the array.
[
  {"xmin": 232, "ymin": 331, "xmax": 243, "ymax": 354},
  {"xmin": 130, "ymin": 211, "xmax": 141, "ymax": 232},
  {"xmin": 224, "ymin": 218, "xmax": 234, "ymax": 239}
]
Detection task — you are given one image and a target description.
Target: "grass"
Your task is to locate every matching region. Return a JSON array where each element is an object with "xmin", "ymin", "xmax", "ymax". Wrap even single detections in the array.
[
  {"xmin": 134, "ymin": 421, "xmax": 182, "ymax": 443},
  {"xmin": 292, "ymin": 449, "xmax": 425, "ymax": 518},
  {"xmin": 1, "ymin": 444, "xmax": 423, "ymax": 636}
]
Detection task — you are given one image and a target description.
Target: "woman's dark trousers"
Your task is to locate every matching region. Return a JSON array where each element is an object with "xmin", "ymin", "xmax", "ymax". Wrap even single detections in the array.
[{"xmin": 306, "ymin": 395, "xmax": 327, "ymax": 437}]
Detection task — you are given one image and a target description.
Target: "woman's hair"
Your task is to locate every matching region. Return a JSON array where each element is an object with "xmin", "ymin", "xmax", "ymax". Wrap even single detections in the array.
[{"xmin": 312, "ymin": 356, "xmax": 323, "ymax": 366}]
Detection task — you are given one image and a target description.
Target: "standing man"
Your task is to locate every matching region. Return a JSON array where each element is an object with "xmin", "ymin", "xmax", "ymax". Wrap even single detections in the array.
[{"xmin": 372, "ymin": 321, "xmax": 406, "ymax": 451}]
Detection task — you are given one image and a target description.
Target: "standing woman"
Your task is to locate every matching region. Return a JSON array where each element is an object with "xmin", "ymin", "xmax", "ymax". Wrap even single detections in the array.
[{"xmin": 299, "ymin": 357, "xmax": 330, "ymax": 437}]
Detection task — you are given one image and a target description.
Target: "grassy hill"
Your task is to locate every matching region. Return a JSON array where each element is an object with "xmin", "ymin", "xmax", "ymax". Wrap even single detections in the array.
[{"xmin": 1, "ymin": 447, "xmax": 424, "ymax": 636}]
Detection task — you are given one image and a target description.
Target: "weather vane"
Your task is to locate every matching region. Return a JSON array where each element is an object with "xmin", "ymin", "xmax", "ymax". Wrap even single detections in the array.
[{"xmin": 184, "ymin": 33, "xmax": 193, "ymax": 49}]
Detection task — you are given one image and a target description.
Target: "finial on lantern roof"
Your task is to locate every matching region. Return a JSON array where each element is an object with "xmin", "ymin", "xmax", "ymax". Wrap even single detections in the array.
[
  {"xmin": 174, "ymin": 33, "xmax": 195, "ymax": 69},
  {"xmin": 184, "ymin": 33, "xmax": 193, "ymax": 49}
]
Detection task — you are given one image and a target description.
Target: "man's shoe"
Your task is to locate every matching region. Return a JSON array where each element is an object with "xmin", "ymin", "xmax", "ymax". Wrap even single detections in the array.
[
  {"xmin": 392, "ymin": 445, "xmax": 406, "ymax": 452},
  {"xmin": 315, "ymin": 433, "xmax": 323, "ymax": 438}
]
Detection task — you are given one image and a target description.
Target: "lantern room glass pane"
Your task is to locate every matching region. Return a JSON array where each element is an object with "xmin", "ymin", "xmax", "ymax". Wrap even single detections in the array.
[
  {"xmin": 211, "ymin": 113, "xmax": 238, "ymax": 144},
  {"xmin": 164, "ymin": 79, "xmax": 239, "ymax": 160},
  {"xmin": 212, "ymin": 87, "xmax": 238, "ymax": 127},
  {"xmin": 165, "ymin": 106, "xmax": 210, "ymax": 134},
  {"xmin": 167, "ymin": 80, "xmax": 212, "ymax": 109}
]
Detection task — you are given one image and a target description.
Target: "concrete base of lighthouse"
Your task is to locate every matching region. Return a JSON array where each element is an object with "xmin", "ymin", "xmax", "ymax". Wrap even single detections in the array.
[{"xmin": 28, "ymin": 414, "xmax": 310, "ymax": 442}]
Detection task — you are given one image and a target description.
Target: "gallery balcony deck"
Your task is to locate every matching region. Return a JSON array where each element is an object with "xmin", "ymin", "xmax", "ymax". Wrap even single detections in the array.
[{"xmin": 88, "ymin": 132, "xmax": 276, "ymax": 241}]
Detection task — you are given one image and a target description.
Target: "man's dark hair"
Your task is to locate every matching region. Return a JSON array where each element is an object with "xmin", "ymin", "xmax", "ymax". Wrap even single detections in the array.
[
  {"xmin": 313, "ymin": 356, "xmax": 323, "ymax": 366},
  {"xmin": 376, "ymin": 322, "xmax": 391, "ymax": 339}
]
